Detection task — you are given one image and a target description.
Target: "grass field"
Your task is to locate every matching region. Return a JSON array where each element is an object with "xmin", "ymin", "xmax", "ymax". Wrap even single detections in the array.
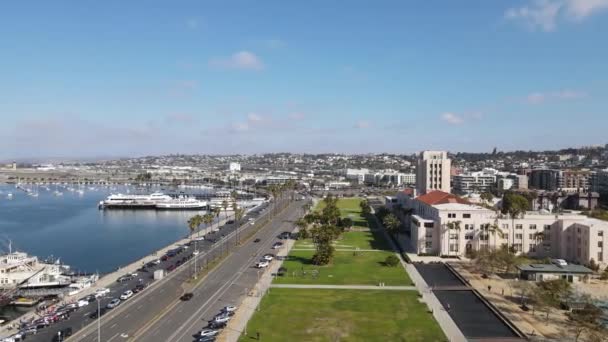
[
  {"xmin": 274, "ymin": 249, "xmax": 412, "ymax": 285},
  {"xmin": 239, "ymin": 289, "xmax": 446, "ymax": 342}
]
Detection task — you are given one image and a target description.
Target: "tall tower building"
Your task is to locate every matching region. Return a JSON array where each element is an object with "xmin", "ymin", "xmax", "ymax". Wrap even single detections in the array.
[{"xmin": 416, "ymin": 151, "xmax": 451, "ymax": 195}]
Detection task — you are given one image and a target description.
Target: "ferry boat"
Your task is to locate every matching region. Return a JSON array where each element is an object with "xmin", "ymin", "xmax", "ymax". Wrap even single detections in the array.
[
  {"xmin": 0, "ymin": 249, "xmax": 71, "ymax": 290},
  {"xmin": 99, "ymin": 192, "xmax": 172, "ymax": 209},
  {"xmin": 155, "ymin": 196, "xmax": 208, "ymax": 210}
]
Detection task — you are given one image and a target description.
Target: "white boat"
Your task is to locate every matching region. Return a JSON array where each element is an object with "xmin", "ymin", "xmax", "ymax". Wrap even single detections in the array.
[
  {"xmin": 54, "ymin": 190, "xmax": 63, "ymax": 196},
  {"xmin": 156, "ymin": 197, "xmax": 208, "ymax": 210},
  {"xmin": 0, "ymin": 249, "xmax": 72, "ymax": 290},
  {"xmin": 99, "ymin": 192, "xmax": 172, "ymax": 209},
  {"xmin": 7, "ymin": 193, "xmax": 13, "ymax": 199}
]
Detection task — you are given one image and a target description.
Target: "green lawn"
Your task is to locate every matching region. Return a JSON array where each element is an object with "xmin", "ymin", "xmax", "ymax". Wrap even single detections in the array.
[
  {"xmin": 274, "ymin": 249, "xmax": 412, "ymax": 285},
  {"xmin": 239, "ymin": 289, "xmax": 446, "ymax": 342}
]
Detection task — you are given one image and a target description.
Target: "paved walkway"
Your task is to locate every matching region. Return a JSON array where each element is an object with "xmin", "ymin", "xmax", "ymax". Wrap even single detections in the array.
[
  {"xmin": 270, "ymin": 284, "xmax": 417, "ymax": 290},
  {"xmin": 371, "ymin": 212, "xmax": 467, "ymax": 342}
]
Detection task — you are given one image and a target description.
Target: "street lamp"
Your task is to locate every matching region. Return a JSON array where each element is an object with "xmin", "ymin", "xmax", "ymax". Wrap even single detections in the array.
[
  {"xmin": 194, "ymin": 240, "xmax": 198, "ymax": 279},
  {"xmin": 97, "ymin": 299, "xmax": 101, "ymax": 342}
]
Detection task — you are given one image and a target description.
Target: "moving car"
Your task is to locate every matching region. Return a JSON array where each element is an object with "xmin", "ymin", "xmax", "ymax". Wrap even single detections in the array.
[
  {"xmin": 262, "ymin": 254, "xmax": 275, "ymax": 261},
  {"xmin": 221, "ymin": 305, "xmax": 237, "ymax": 313},
  {"xmin": 253, "ymin": 238, "xmax": 261, "ymax": 243},
  {"xmin": 120, "ymin": 290, "xmax": 133, "ymax": 300},
  {"xmin": 180, "ymin": 293, "xmax": 194, "ymax": 301},
  {"xmin": 272, "ymin": 242, "xmax": 283, "ymax": 249},
  {"xmin": 106, "ymin": 299, "xmax": 121, "ymax": 309}
]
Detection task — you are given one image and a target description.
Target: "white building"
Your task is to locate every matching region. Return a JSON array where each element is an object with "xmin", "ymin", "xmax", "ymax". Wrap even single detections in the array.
[
  {"xmin": 407, "ymin": 191, "xmax": 608, "ymax": 268},
  {"xmin": 343, "ymin": 168, "xmax": 369, "ymax": 184},
  {"xmin": 452, "ymin": 170, "xmax": 496, "ymax": 194},
  {"xmin": 416, "ymin": 151, "xmax": 451, "ymax": 195},
  {"xmin": 229, "ymin": 162, "xmax": 241, "ymax": 173}
]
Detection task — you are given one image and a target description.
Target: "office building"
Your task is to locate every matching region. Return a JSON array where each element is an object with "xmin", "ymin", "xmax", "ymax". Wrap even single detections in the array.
[{"xmin": 416, "ymin": 151, "xmax": 451, "ymax": 195}]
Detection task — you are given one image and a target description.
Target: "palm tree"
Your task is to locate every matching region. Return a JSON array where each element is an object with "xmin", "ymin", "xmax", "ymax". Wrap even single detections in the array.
[
  {"xmin": 234, "ymin": 207, "xmax": 245, "ymax": 245},
  {"xmin": 382, "ymin": 213, "xmax": 400, "ymax": 236},
  {"xmin": 187, "ymin": 214, "xmax": 203, "ymax": 238},
  {"xmin": 488, "ymin": 223, "xmax": 503, "ymax": 250},
  {"xmin": 213, "ymin": 207, "xmax": 221, "ymax": 226},
  {"xmin": 221, "ymin": 200, "xmax": 229, "ymax": 221}
]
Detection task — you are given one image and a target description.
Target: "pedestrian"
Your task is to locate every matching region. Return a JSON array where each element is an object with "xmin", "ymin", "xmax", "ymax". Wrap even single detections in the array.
[
  {"xmin": 488, "ymin": 285, "xmax": 492, "ymax": 292},
  {"xmin": 446, "ymin": 303, "xmax": 451, "ymax": 312}
]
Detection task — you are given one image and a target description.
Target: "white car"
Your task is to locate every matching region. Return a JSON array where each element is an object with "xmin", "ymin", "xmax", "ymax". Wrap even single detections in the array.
[
  {"xmin": 222, "ymin": 305, "xmax": 237, "ymax": 313},
  {"xmin": 255, "ymin": 261, "xmax": 269, "ymax": 268},
  {"xmin": 194, "ymin": 237, "xmax": 205, "ymax": 241},
  {"xmin": 77, "ymin": 300, "xmax": 90, "ymax": 308},
  {"xmin": 95, "ymin": 288, "xmax": 110, "ymax": 297},
  {"xmin": 152, "ymin": 259, "xmax": 161, "ymax": 265},
  {"xmin": 193, "ymin": 250, "xmax": 200, "ymax": 256},
  {"xmin": 130, "ymin": 272, "xmax": 138, "ymax": 277},
  {"xmin": 120, "ymin": 290, "xmax": 133, "ymax": 300},
  {"xmin": 106, "ymin": 298, "xmax": 121, "ymax": 309},
  {"xmin": 213, "ymin": 315, "xmax": 230, "ymax": 324},
  {"xmin": 262, "ymin": 254, "xmax": 274, "ymax": 261},
  {"xmin": 199, "ymin": 329, "xmax": 218, "ymax": 337}
]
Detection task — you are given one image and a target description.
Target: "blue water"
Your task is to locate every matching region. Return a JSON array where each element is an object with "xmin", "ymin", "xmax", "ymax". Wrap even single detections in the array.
[{"xmin": 0, "ymin": 184, "xmax": 208, "ymax": 274}]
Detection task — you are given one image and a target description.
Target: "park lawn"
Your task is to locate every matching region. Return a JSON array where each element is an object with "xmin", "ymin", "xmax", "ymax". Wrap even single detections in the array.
[
  {"xmin": 239, "ymin": 288, "xmax": 446, "ymax": 342},
  {"xmin": 294, "ymin": 230, "xmax": 391, "ymax": 250},
  {"xmin": 273, "ymin": 249, "xmax": 412, "ymax": 285}
]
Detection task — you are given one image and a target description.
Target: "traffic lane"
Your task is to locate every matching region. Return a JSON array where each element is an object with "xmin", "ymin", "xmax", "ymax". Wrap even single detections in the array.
[
  {"xmin": 138, "ymin": 202, "xmax": 301, "ymax": 341},
  {"xmin": 73, "ymin": 203, "xmax": 283, "ymax": 342},
  {"xmin": 169, "ymin": 203, "xmax": 302, "ymax": 342}
]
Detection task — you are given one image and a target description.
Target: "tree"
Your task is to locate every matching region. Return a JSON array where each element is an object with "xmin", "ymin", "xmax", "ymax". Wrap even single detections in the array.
[
  {"xmin": 600, "ymin": 267, "xmax": 608, "ymax": 280},
  {"xmin": 384, "ymin": 255, "xmax": 400, "ymax": 267},
  {"xmin": 187, "ymin": 214, "xmax": 203, "ymax": 238},
  {"xmin": 568, "ymin": 298, "xmax": 604, "ymax": 342},
  {"xmin": 221, "ymin": 200, "xmax": 229, "ymax": 221},
  {"xmin": 234, "ymin": 207, "xmax": 245, "ymax": 245},
  {"xmin": 213, "ymin": 207, "xmax": 221, "ymax": 226},
  {"xmin": 339, "ymin": 217, "xmax": 353, "ymax": 230},
  {"xmin": 360, "ymin": 200, "xmax": 371, "ymax": 216},
  {"xmin": 480, "ymin": 192, "xmax": 494, "ymax": 204},
  {"xmin": 587, "ymin": 258, "xmax": 600, "ymax": 272},
  {"xmin": 312, "ymin": 242, "xmax": 334, "ymax": 265},
  {"xmin": 533, "ymin": 279, "xmax": 572, "ymax": 321},
  {"xmin": 501, "ymin": 192, "xmax": 529, "ymax": 249},
  {"xmin": 383, "ymin": 213, "xmax": 400, "ymax": 236}
]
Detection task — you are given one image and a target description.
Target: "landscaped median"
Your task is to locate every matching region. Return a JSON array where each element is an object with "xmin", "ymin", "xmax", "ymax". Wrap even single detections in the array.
[
  {"xmin": 238, "ymin": 288, "xmax": 446, "ymax": 342},
  {"xmin": 237, "ymin": 197, "xmax": 444, "ymax": 341}
]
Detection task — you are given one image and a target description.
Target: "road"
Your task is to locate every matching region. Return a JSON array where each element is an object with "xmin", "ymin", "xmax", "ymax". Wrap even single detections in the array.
[
  {"xmin": 57, "ymin": 198, "xmax": 305, "ymax": 342},
  {"xmin": 133, "ymin": 199, "xmax": 306, "ymax": 342},
  {"xmin": 19, "ymin": 199, "xmax": 293, "ymax": 342}
]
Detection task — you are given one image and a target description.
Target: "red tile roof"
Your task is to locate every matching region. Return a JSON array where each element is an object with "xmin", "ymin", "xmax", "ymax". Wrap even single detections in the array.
[{"xmin": 415, "ymin": 191, "xmax": 470, "ymax": 205}]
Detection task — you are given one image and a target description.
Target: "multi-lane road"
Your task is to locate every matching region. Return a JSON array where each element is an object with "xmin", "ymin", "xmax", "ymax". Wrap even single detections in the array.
[{"xmin": 27, "ymin": 197, "xmax": 306, "ymax": 342}]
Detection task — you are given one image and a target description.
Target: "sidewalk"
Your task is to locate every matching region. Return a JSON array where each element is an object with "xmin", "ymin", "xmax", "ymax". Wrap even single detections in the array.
[
  {"xmin": 270, "ymin": 284, "xmax": 417, "ymax": 290},
  {"xmin": 0, "ymin": 217, "xmax": 227, "ymax": 338},
  {"xmin": 219, "ymin": 229, "xmax": 298, "ymax": 342}
]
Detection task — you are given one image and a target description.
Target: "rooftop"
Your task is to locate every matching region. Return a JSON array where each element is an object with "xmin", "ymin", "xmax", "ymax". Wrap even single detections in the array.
[
  {"xmin": 415, "ymin": 191, "xmax": 470, "ymax": 206},
  {"xmin": 517, "ymin": 263, "xmax": 593, "ymax": 274}
]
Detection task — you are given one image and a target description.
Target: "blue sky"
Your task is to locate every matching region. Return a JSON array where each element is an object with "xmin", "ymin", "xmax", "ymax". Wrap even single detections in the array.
[{"xmin": 1, "ymin": 0, "xmax": 607, "ymax": 159}]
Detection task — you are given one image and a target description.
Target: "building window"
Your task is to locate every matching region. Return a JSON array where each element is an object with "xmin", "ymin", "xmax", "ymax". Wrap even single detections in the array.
[
  {"xmin": 599, "ymin": 252, "xmax": 604, "ymax": 261},
  {"xmin": 599, "ymin": 231, "xmax": 604, "ymax": 237},
  {"xmin": 529, "ymin": 244, "xmax": 536, "ymax": 252},
  {"xmin": 599, "ymin": 241, "xmax": 603, "ymax": 248},
  {"xmin": 448, "ymin": 213, "xmax": 456, "ymax": 218},
  {"xmin": 529, "ymin": 234, "xmax": 535, "ymax": 240},
  {"xmin": 516, "ymin": 224, "xmax": 523, "ymax": 230},
  {"xmin": 502, "ymin": 224, "xmax": 509, "ymax": 229},
  {"xmin": 449, "ymin": 243, "xmax": 459, "ymax": 252},
  {"xmin": 529, "ymin": 224, "xmax": 537, "ymax": 230},
  {"xmin": 463, "ymin": 213, "xmax": 471, "ymax": 219},
  {"xmin": 425, "ymin": 241, "xmax": 432, "ymax": 249},
  {"xmin": 449, "ymin": 234, "xmax": 459, "ymax": 239},
  {"xmin": 516, "ymin": 234, "xmax": 523, "ymax": 239},
  {"xmin": 514, "ymin": 243, "xmax": 522, "ymax": 252},
  {"xmin": 544, "ymin": 224, "xmax": 551, "ymax": 230},
  {"xmin": 424, "ymin": 222, "xmax": 434, "ymax": 228}
]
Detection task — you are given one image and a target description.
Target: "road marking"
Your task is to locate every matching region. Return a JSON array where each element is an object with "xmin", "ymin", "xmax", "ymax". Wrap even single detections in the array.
[
  {"xmin": 124, "ymin": 313, "xmax": 130, "ymax": 318},
  {"xmin": 107, "ymin": 332, "xmax": 119, "ymax": 341},
  {"xmin": 110, "ymin": 323, "xmax": 117, "ymax": 329},
  {"xmin": 137, "ymin": 304, "xmax": 143, "ymax": 310}
]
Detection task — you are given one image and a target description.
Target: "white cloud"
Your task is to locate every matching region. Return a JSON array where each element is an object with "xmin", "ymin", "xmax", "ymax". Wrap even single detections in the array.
[
  {"xmin": 247, "ymin": 113, "xmax": 262, "ymax": 122},
  {"xmin": 505, "ymin": 0, "xmax": 608, "ymax": 31},
  {"xmin": 209, "ymin": 51, "xmax": 264, "ymax": 71},
  {"xmin": 525, "ymin": 89, "xmax": 587, "ymax": 104},
  {"xmin": 440, "ymin": 112, "xmax": 464, "ymax": 125},
  {"xmin": 353, "ymin": 120, "xmax": 370, "ymax": 129}
]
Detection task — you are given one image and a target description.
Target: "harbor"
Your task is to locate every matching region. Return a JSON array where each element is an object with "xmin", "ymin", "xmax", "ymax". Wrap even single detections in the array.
[{"xmin": 0, "ymin": 182, "xmax": 267, "ymax": 328}]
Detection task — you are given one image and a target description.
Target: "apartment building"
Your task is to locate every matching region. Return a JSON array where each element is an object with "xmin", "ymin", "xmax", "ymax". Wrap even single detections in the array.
[
  {"xmin": 407, "ymin": 191, "xmax": 608, "ymax": 267},
  {"xmin": 452, "ymin": 170, "xmax": 496, "ymax": 194},
  {"xmin": 529, "ymin": 169, "xmax": 592, "ymax": 192},
  {"xmin": 416, "ymin": 151, "xmax": 451, "ymax": 195}
]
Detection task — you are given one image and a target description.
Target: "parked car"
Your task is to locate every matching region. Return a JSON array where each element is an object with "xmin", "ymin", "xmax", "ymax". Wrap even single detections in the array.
[
  {"xmin": 117, "ymin": 275, "xmax": 133, "ymax": 283},
  {"xmin": 198, "ymin": 329, "xmax": 219, "ymax": 337},
  {"xmin": 213, "ymin": 315, "xmax": 230, "ymax": 324},
  {"xmin": 253, "ymin": 238, "xmax": 261, "ymax": 243},
  {"xmin": 106, "ymin": 299, "xmax": 121, "ymax": 309},
  {"xmin": 226, "ymin": 220, "xmax": 235, "ymax": 224},
  {"xmin": 255, "ymin": 261, "xmax": 269, "ymax": 268},
  {"xmin": 89, "ymin": 308, "xmax": 108, "ymax": 319},
  {"xmin": 262, "ymin": 254, "xmax": 275, "ymax": 261},
  {"xmin": 180, "ymin": 293, "xmax": 194, "ymax": 301},
  {"xmin": 152, "ymin": 259, "xmax": 161, "ymax": 264},
  {"xmin": 193, "ymin": 250, "xmax": 200, "ymax": 256},
  {"xmin": 120, "ymin": 290, "xmax": 133, "ymax": 300},
  {"xmin": 221, "ymin": 305, "xmax": 237, "ymax": 313},
  {"xmin": 272, "ymin": 242, "xmax": 283, "ymax": 249},
  {"xmin": 95, "ymin": 288, "xmax": 110, "ymax": 297},
  {"xmin": 77, "ymin": 300, "xmax": 90, "ymax": 308},
  {"xmin": 134, "ymin": 284, "xmax": 146, "ymax": 292},
  {"xmin": 166, "ymin": 264, "xmax": 176, "ymax": 272}
]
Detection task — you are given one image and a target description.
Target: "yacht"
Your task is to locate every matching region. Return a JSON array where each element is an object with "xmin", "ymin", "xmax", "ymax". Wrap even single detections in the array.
[
  {"xmin": 99, "ymin": 192, "xmax": 172, "ymax": 209},
  {"xmin": 156, "ymin": 196, "xmax": 208, "ymax": 210},
  {"xmin": 0, "ymin": 249, "xmax": 71, "ymax": 290}
]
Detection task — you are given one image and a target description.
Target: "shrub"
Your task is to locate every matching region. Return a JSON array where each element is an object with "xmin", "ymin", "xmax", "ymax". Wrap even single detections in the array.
[{"xmin": 384, "ymin": 255, "xmax": 400, "ymax": 267}]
